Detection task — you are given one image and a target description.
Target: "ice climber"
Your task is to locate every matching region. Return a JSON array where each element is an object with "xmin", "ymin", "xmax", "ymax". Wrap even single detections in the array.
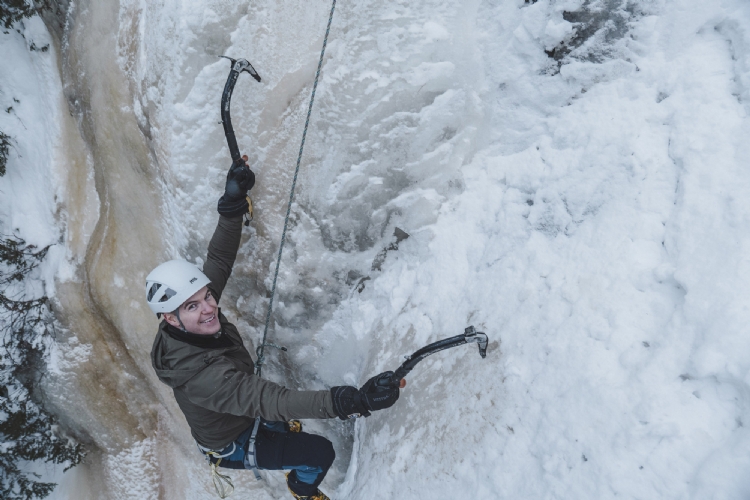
[{"xmin": 146, "ymin": 160, "xmax": 401, "ymax": 500}]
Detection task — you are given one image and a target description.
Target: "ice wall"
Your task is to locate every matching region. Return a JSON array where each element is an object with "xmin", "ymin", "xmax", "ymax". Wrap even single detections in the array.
[{"xmin": 17, "ymin": 0, "xmax": 750, "ymax": 498}]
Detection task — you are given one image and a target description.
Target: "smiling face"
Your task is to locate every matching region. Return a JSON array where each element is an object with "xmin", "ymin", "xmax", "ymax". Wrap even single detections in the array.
[{"xmin": 163, "ymin": 286, "xmax": 220, "ymax": 335}]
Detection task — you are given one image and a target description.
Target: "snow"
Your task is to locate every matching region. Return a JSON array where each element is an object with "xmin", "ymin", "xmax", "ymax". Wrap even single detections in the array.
[
  {"xmin": 0, "ymin": 16, "xmax": 61, "ymax": 248},
  {"xmin": 3, "ymin": 0, "xmax": 750, "ymax": 498}
]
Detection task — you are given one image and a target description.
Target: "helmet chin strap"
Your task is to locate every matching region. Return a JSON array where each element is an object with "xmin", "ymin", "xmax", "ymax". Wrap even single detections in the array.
[{"xmin": 174, "ymin": 309, "xmax": 188, "ymax": 332}]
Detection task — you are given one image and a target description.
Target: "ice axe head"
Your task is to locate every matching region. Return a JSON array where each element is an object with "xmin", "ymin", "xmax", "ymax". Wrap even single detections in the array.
[
  {"xmin": 219, "ymin": 55, "xmax": 262, "ymax": 82},
  {"xmin": 464, "ymin": 326, "xmax": 488, "ymax": 359}
]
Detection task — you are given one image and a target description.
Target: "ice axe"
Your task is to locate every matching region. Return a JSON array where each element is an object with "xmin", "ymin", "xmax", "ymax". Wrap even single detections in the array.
[
  {"xmin": 219, "ymin": 56, "xmax": 261, "ymax": 223},
  {"xmin": 374, "ymin": 326, "xmax": 489, "ymax": 390}
]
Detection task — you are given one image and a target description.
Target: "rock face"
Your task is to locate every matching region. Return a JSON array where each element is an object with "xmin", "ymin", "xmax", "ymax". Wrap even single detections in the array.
[{"xmin": 37, "ymin": 0, "xmax": 172, "ymax": 496}]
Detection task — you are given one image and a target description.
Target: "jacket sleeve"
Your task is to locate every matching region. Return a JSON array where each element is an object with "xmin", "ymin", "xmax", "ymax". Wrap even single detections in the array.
[
  {"xmin": 203, "ymin": 215, "xmax": 243, "ymax": 302},
  {"xmin": 182, "ymin": 358, "xmax": 337, "ymax": 420}
]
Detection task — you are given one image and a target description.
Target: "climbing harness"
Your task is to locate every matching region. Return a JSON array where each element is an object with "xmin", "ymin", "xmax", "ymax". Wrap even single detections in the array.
[
  {"xmin": 198, "ymin": 441, "xmax": 237, "ymax": 498},
  {"xmin": 374, "ymin": 326, "xmax": 490, "ymax": 390},
  {"xmin": 198, "ymin": 417, "xmax": 305, "ymax": 492},
  {"xmin": 256, "ymin": 0, "xmax": 337, "ymax": 377},
  {"xmin": 210, "ymin": 462, "xmax": 234, "ymax": 499},
  {"xmin": 197, "ymin": 416, "xmax": 261, "ymax": 490},
  {"xmin": 243, "ymin": 417, "xmax": 263, "ymax": 480}
]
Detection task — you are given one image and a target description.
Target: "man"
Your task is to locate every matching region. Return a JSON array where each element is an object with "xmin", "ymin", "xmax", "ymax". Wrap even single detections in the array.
[{"xmin": 147, "ymin": 160, "xmax": 401, "ymax": 500}]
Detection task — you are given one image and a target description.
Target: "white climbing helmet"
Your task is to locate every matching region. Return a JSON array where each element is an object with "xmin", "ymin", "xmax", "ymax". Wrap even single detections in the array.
[{"xmin": 145, "ymin": 259, "xmax": 211, "ymax": 315}]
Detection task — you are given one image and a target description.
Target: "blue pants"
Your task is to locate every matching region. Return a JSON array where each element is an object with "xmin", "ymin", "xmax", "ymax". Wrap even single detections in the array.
[{"xmin": 205, "ymin": 421, "xmax": 335, "ymax": 497}]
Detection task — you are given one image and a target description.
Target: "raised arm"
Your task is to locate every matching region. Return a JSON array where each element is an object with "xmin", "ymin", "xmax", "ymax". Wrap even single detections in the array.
[
  {"xmin": 203, "ymin": 215, "xmax": 243, "ymax": 301},
  {"xmin": 203, "ymin": 159, "xmax": 255, "ymax": 302}
]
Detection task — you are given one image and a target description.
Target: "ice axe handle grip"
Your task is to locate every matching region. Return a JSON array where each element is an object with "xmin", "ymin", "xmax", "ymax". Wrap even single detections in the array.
[{"xmin": 374, "ymin": 373, "xmax": 406, "ymax": 390}]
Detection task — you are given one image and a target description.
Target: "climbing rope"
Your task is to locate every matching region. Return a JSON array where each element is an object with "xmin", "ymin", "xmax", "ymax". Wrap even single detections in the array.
[{"xmin": 256, "ymin": 0, "xmax": 337, "ymax": 377}]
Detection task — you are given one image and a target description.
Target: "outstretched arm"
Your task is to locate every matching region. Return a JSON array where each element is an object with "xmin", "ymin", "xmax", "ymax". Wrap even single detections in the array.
[
  {"xmin": 183, "ymin": 358, "xmax": 337, "ymax": 420},
  {"xmin": 183, "ymin": 361, "xmax": 401, "ymax": 421}
]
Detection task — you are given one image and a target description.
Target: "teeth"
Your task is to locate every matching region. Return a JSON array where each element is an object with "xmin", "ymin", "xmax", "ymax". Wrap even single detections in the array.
[{"xmin": 201, "ymin": 315, "xmax": 215, "ymax": 324}]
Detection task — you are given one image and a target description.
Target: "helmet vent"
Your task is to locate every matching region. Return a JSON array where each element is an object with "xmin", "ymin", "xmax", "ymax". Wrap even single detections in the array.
[
  {"xmin": 147, "ymin": 283, "xmax": 177, "ymax": 303},
  {"xmin": 147, "ymin": 283, "xmax": 160, "ymax": 302}
]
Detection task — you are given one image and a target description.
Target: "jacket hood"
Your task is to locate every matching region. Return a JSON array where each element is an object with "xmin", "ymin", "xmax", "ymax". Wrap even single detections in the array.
[{"xmin": 151, "ymin": 315, "xmax": 241, "ymax": 388}]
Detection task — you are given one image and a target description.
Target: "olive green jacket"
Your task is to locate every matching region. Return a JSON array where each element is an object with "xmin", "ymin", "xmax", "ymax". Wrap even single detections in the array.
[{"xmin": 151, "ymin": 215, "xmax": 336, "ymax": 450}]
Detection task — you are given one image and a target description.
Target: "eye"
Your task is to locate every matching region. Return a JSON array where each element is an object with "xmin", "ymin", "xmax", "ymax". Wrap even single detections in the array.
[
  {"xmin": 187, "ymin": 303, "xmax": 197, "ymax": 311},
  {"xmin": 206, "ymin": 290, "xmax": 213, "ymax": 300}
]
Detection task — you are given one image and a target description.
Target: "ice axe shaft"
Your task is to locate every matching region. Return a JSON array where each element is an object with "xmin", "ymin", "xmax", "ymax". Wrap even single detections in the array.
[
  {"xmin": 220, "ymin": 56, "xmax": 261, "ymax": 162},
  {"xmin": 375, "ymin": 326, "xmax": 488, "ymax": 390}
]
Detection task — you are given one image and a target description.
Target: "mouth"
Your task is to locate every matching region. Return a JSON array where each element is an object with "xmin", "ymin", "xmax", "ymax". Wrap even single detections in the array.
[{"xmin": 200, "ymin": 314, "xmax": 216, "ymax": 325}]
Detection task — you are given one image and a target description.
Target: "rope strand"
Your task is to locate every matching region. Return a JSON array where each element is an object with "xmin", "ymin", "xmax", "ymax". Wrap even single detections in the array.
[{"xmin": 256, "ymin": 0, "xmax": 337, "ymax": 377}]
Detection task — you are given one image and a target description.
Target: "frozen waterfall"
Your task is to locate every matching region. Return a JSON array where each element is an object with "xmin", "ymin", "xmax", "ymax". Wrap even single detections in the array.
[{"xmin": 1, "ymin": 0, "xmax": 749, "ymax": 498}]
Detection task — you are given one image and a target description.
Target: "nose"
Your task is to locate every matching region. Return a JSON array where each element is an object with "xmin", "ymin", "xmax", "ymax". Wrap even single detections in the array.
[{"xmin": 201, "ymin": 298, "xmax": 215, "ymax": 314}]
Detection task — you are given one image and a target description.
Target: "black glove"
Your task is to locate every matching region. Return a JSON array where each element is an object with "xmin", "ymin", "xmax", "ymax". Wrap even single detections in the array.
[
  {"xmin": 360, "ymin": 371, "xmax": 400, "ymax": 412},
  {"xmin": 330, "ymin": 371, "xmax": 401, "ymax": 420},
  {"xmin": 330, "ymin": 385, "xmax": 370, "ymax": 420},
  {"xmin": 217, "ymin": 159, "xmax": 255, "ymax": 217}
]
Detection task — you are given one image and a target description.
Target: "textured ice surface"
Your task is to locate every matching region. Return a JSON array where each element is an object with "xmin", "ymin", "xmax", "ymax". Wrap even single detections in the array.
[{"xmin": 3, "ymin": 0, "xmax": 750, "ymax": 498}]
